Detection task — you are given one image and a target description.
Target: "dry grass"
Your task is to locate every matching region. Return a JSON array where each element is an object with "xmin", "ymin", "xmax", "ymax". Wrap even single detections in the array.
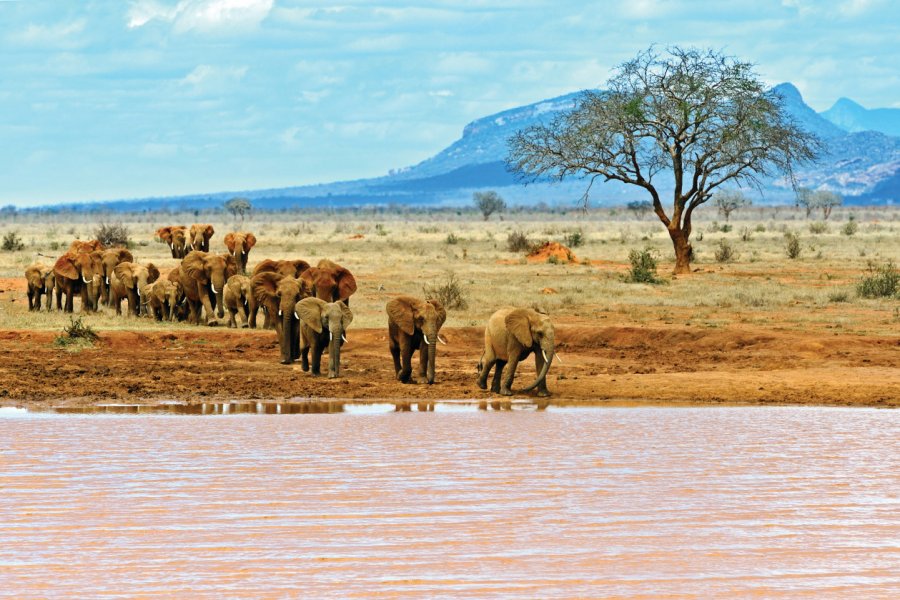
[{"xmin": 1, "ymin": 206, "xmax": 898, "ymax": 334}]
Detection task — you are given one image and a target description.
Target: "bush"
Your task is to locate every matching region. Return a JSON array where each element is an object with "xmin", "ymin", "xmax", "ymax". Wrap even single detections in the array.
[
  {"xmin": 714, "ymin": 239, "xmax": 736, "ymax": 263},
  {"xmin": 423, "ymin": 271, "xmax": 468, "ymax": 310},
  {"xmin": 96, "ymin": 222, "xmax": 130, "ymax": 247},
  {"xmin": 827, "ymin": 290, "xmax": 850, "ymax": 303},
  {"xmin": 54, "ymin": 317, "xmax": 99, "ymax": 348},
  {"xmin": 625, "ymin": 247, "xmax": 665, "ymax": 284},
  {"xmin": 784, "ymin": 232, "xmax": 801, "ymax": 259},
  {"xmin": 856, "ymin": 260, "xmax": 899, "ymax": 299},
  {"xmin": 841, "ymin": 219, "xmax": 858, "ymax": 236},
  {"xmin": 507, "ymin": 230, "xmax": 531, "ymax": 252},
  {"xmin": 564, "ymin": 230, "xmax": 585, "ymax": 248},
  {"xmin": 445, "ymin": 233, "xmax": 459, "ymax": 245},
  {"xmin": 474, "ymin": 190, "xmax": 506, "ymax": 221},
  {"xmin": 809, "ymin": 221, "xmax": 828, "ymax": 234},
  {"xmin": 2, "ymin": 231, "xmax": 24, "ymax": 251},
  {"xmin": 739, "ymin": 227, "xmax": 753, "ymax": 242}
]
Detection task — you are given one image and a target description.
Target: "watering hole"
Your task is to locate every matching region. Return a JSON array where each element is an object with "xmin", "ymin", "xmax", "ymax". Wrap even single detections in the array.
[{"xmin": 1, "ymin": 406, "xmax": 898, "ymax": 597}]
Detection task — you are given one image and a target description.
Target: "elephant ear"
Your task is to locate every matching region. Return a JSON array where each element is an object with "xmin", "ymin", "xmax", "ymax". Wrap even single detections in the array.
[
  {"xmin": 252, "ymin": 259, "xmax": 277, "ymax": 276},
  {"xmin": 156, "ymin": 227, "xmax": 172, "ymax": 243},
  {"xmin": 167, "ymin": 267, "xmax": 181, "ymax": 284},
  {"xmin": 336, "ymin": 267, "xmax": 357, "ymax": 301},
  {"xmin": 427, "ymin": 298, "xmax": 447, "ymax": 331},
  {"xmin": 114, "ymin": 263, "xmax": 136, "ymax": 289},
  {"xmin": 222, "ymin": 253, "xmax": 238, "ymax": 279},
  {"xmin": 182, "ymin": 251, "xmax": 209, "ymax": 284},
  {"xmin": 252, "ymin": 271, "xmax": 283, "ymax": 305},
  {"xmin": 386, "ymin": 297, "xmax": 416, "ymax": 336},
  {"xmin": 243, "ymin": 233, "xmax": 257, "ymax": 251},
  {"xmin": 291, "ymin": 259, "xmax": 310, "ymax": 277},
  {"xmin": 339, "ymin": 302, "xmax": 353, "ymax": 329},
  {"xmin": 505, "ymin": 309, "xmax": 534, "ymax": 348},
  {"xmin": 204, "ymin": 225, "xmax": 215, "ymax": 239},
  {"xmin": 146, "ymin": 263, "xmax": 160, "ymax": 284},
  {"xmin": 297, "ymin": 297, "xmax": 326, "ymax": 334},
  {"xmin": 299, "ymin": 266, "xmax": 318, "ymax": 289},
  {"xmin": 54, "ymin": 255, "xmax": 78, "ymax": 280},
  {"xmin": 223, "ymin": 233, "xmax": 237, "ymax": 255}
]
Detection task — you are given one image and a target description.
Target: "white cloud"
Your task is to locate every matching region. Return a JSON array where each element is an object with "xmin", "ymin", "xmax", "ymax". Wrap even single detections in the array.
[
  {"xmin": 127, "ymin": 0, "xmax": 274, "ymax": 32},
  {"xmin": 181, "ymin": 64, "xmax": 248, "ymax": 94},
  {"xmin": 9, "ymin": 19, "xmax": 87, "ymax": 48}
]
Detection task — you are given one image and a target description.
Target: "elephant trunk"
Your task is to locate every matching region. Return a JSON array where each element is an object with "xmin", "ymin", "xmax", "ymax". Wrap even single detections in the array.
[
  {"xmin": 426, "ymin": 340, "xmax": 437, "ymax": 384},
  {"xmin": 519, "ymin": 347, "xmax": 553, "ymax": 393},
  {"xmin": 328, "ymin": 329, "xmax": 341, "ymax": 378},
  {"xmin": 280, "ymin": 312, "xmax": 295, "ymax": 364}
]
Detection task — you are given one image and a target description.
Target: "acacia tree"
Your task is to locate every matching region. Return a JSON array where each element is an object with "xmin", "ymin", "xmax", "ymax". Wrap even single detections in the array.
[
  {"xmin": 815, "ymin": 190, "xmax": 842, "ymax": 220},
  {"xmin": 474, "ymin": 190, "xmax": 506, "ymax": 221},
  {"xmin": 224, "ymin": 197, "xmax": 252, "ymax": 224},
  {"xmin": 508, "ymin": 46, "xmax": 822, "ymax": 273},
  {"xmin": 713, "ymin": 189, "xmax": 751, "ymax": 222}
]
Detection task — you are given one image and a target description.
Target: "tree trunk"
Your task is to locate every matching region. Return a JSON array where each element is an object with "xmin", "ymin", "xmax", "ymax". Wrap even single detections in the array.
[{"xmin": 669, "ymin": 226, "xmax": 693, "ymax": 274}]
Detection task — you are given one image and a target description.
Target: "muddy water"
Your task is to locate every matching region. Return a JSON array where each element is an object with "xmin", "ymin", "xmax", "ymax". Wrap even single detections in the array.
[{"xmin": 1, "ymin": 407, "xmax": 898, "ymax": 598}]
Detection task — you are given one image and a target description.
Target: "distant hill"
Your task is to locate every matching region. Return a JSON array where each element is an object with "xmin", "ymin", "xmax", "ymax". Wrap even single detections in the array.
[
  {"xmin": 821, "ymin": 98, "xmax": 900, "ymax": 137},
  {"xmin": 27, "ymin": 83, "xmax": 899, "ymax": 212}
]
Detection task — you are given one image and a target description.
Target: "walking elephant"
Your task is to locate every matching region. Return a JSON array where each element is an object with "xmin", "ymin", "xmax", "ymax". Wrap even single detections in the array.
[
  {"xmin": 252, "ymin": 258, "xmax": 310, "ymax": 279},
  {"xmin": 252, "ymin": 272, "xmax": 312, "ymax": 361},
  {"xmin": 156, "ymin": 226, "xmax": 188, "ymax": 259},
  {"xmin": 25, "ymin": 263, "xmax": 55, "ymax": 311},
  {"xmin": 223, "ymin": 232, "xmax": 257, "ymax": 274},
  {"xmin": 300, "ymin": 259, "xmax": 356, "ymax": 305},
  {"xmin": 177, "ymin": 250, "xmax": 237, "ymax": 326},
  {"xmin": 188, "ymin": 224, "xmax": 215, "ymax": 253},
  {"xmin": 386, "ymin": 296, "xmax": 447, "ymax": 385},
  {"xmin": 53, "ymin": 251, "xmax": 100, "ymax": 313},
  {"xmin": 147, "ymin": 279, "xmax": 182, "ymax": 321},
  {"xmin": 98, "ymin": 247, "xmax": 133, "ymax": 307},
  {"xmin": 477, "ymin": 307, "xmax": 556, "ymax": 398},
  {"xmin": 296, "ymin": 297, "xmax": 353, "ymax": 378},
  {"xmin": 223, "ymin": 274, "xmax": 253, "ymax": 328},
  {"xmin": 111, "ymin": 262, "xmax": 160, "ymax": 317}
]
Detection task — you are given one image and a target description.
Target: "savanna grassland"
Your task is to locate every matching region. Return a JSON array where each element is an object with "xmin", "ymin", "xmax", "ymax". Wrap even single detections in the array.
[{"xmin": 1, "ymin": 205, "xmax": 898, "ymax": 409}]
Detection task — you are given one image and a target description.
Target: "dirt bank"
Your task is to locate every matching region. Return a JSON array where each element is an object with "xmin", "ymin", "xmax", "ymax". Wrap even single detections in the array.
[{"xmin": 2, "ymin": 325, "xmax": 897, "ymax": 409}]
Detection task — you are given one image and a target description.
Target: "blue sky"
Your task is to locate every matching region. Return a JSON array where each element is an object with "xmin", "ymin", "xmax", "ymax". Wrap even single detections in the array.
[{"xmin": 1, "ymin": 0, "xmax": 898, "ymax": 206}]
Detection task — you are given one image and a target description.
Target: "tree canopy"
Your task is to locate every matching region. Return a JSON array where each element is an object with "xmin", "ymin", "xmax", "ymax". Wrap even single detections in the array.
[
  {"xmin": 473, "ymin": 190, "xmax": 506, "ymax": 221},
  {"xmin": 224, "ymin": 197, "xmax": 252, "ymax": 223},
  {"xmin": 508, "ymin": 46, "xmax": 822, "ymax": 273}
]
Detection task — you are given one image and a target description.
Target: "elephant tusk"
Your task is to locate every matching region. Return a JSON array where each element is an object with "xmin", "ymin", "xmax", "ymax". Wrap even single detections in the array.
[
  {"xmin": 278, "ymin": 309, "xmax": 282, "ymax": 316},
  {"xmin": 211, "ymin": 283, "xmax": 218, "ymax": 294},
  {"xmin": 438, "ymin": 335, "xmax": 448, "ymax": 345},
  {"xmin": 329, "ymin": 331, "xmax": 333, "ymax": 341},
  {"xmin": 137, "ymin": 287, "xmax": 141, "ymax": 297},
  {"xmin": 341, "ymin": 333, "xmax": 348, "ymax": 343},
  {"xmin": 242, "ymin": 250, "xmax": 247, "ymax": 255},
  {"xmin": 542, "ymin": 350, "xmax": 549, "ymax": 363},
  {"xmin": 106, "ymin": 277, "xmax": 110, "ymax": 285},
  {"xmin": 82, "ymin": 276, "xmax": 90, "ymax": 284},
  {"xmin": 554, "ymin": 353, "xmax": 562, "ymax": 363},
  {"xmin": 423, "ymin": 334, "xmax": 431, "ymax": 345},
  {"xmin": 294, "ymin": 311, "xmax": 299, "ymax": 320}
]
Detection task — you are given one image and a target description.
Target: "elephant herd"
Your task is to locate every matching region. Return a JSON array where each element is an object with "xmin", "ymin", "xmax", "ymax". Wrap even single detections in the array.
[{"xmin": 23, "ymin": 224, "xmax": 557, "ymax": 396}]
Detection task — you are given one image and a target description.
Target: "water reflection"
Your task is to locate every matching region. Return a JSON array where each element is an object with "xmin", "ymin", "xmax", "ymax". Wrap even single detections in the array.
[{"xmin": 1, "ymin": 407, "xmax": 898, "ymax": 597}]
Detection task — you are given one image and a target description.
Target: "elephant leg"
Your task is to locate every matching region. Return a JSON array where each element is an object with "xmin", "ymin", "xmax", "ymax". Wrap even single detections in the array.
[
  {"xmin": 389, "ymin": 340, "xmax": 401, "ymax": 378},
  {"xmin": 417, "ymin": 338, "xmax": 428, "ymax": 381},
  {"xmin": 237, "ymin": 303, "xmax": 248, "ymax": 328},
  {"xmin": 65, "ymin": 287, "xmax": 74, "ymax": 313},
  {"xmin": 398, "ymin": 338, "xmax": 415, "ymax": 383},
  {"xmin": 199, "ymin": 292, "xmax": 217, "ymax": 326},
  {"xmin": 227, "ymin": 308, "xmax": 236, "ymax": 328},
  {"xmin": 311, "ymin": 339, "xmax": 323, "ymax": 376},
  {"xmin": 27, "ymin": 290, "xmax": 34, "ymax": 311},
  {"xmin": 248, "ymin": 299, "xmax": 258, "ymax": 329},
  {"xmin": 490, "ymin": 360, "xmax": 506, "ymax": 394},
  {"xmin": 534, "ymin": 352, "xmax": 551, "ymax": 397},
  {"xmin": 477, "ymin": 348, "xmax": 497, "ymax": 390},
  {"xmin": 300, "ymin": 342, "xmax": 310, "ymax": 372},
  {"xmin": 500, "ymin": 355, "xmax": 520, "ymax": 396}
]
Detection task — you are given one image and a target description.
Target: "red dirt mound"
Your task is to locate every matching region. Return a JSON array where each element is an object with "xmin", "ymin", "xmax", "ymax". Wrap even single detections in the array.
[{"xmin": 527, "ymin": 242, "xmax": 577, "ymax": 263}]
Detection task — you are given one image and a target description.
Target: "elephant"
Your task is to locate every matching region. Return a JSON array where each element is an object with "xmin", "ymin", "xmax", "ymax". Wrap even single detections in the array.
[
  {"xmin": 252, "ymin": 272, "xmax": 312, "ymax": 362},
  {"xmin": 223, "ymin": 232, "xmax": 257, "ymax": 274},
  {"xmin": 188, "ymin": 224, "xmax": 215, "ymax": 253},
  {"xmin": 252, "ymin": 258, "xmax": 310, "ymax": 278},
  {"xmin": 25, "ymin": 262, "xmax": 55, "ymax": 311},
  {"xmin": 53, "ymin": 250, "xmax": 100, "ymax": 313},
  {"xmin": 177, "ymin": 250, "xmax": 237, "ymax": 326},
  {"xmin": 97, "ymin": 247, "xmax": 133, "ymax": 307},
  {"xmin": 111, "ymin": 262, "xmax": 160, "ymax": 317},
  {"xmin": 300, "ymin": 259, "xmax": 357, "ymax": 305},
  {"xmin": 223, "ymin": 274, "xmax": 253, "ymax": 328},
  {"xmin": 477, "ymin": 307, "xmax": 555, "ymax": 398},
  {"xmin": 156, "ymin": 226, "xmax": 188, "ymax": 259},
  {"xmin": 147, "ymin": 279, "xmax": 182, "ymax": 321},
  {"xmin": 67, "ymin": 239, "xmax": 105, "ymax": 254},
  {"xmin": 386, "ymin": 296, "xmax": 447, "ymax": 385},
  {"xmin": 296, "ymin": 297, "xmax": 353, "ymax": 378}
]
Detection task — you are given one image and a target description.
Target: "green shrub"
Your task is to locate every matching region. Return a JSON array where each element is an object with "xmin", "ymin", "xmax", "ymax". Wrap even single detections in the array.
[
  {"xmin": 564, "ymin": 230, "xmax": 585, "ymax": 248},
  {"xmin": 445, "ymin": 233, "xmax": 459, "ymax": 245},
  {"xmin": 841, "ymin": 220, "xmax": 858, "ymax": 236},
  {"xmin": 2, "ymin": 231, "xmax": 24, "ymax": 251},
  {"xmin": 827, "ymin": 290, "xmax": 850, "ymax": 303},
  {"xmin": 423, "ymin": 271, "xmax": 468, "ymax": 310},
  {"xmin": 507, "ymin": 230, "xmax": 531, "ymax": 252},
  {"xmin": 784, "ymin": 232, "xmax": 801, "ymax": 259},
  {"xmin": 95, "ymin": 222, "xmax": 130, "ymax": 247},
  {"xmin": 625, "ymin": 247, "xmax": 665, "ymax": 284},
  {"xmin": 739, "ymin": 227, "xmax": 753, "ymax": 242},
  {"xmin": 54, "ymin": 317, "xmax": 99, "ymax": 349},
  {"xmin": 808, "ymin": 221, "xmax": 828, "ymax": 234},
  {"xmin": 714, "ymin": 239, "xmax": 736, "ymax": 263},
  {"xmin": 755, "ymin": 223, "xmax": 767, "ymax": 233},
  {"xmin": 856, "ymin": 260, "xmax": 899, "ymax": 298},
  {"xmin": 375, "ymin": 223, "xmax": 388, "ymax": 236}
]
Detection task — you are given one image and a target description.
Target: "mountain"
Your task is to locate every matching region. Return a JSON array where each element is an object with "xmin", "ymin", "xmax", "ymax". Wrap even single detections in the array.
[
  {"xmin": 25, "ymin": 84, "xmax": 899, "ymax": 212},
  {"xmin": 821, "ymin": 97, "xmax": 900, "ymax": 137}
]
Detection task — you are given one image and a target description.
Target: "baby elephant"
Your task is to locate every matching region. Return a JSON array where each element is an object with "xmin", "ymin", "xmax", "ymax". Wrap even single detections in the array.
[
  {"xmin": 386, "ymin": 296, "xmax": 447, "ymax": 384},
  {"xmin": 296, "ymin": 297, "xmax": 353, "ymax": 378},
  {"xmin": 224, "ymin": 274, "xmax": 253, "ymax": 328},
  {"xmin": 477, "ymin": 307, "xmax": 555, "ymax": 397},
  {"xmin": 25, "ymin": 262, "xmax": 55, "ymax": 311},
  {"xmin": 148, "ymin": 279, "xmax": 183, "ymax": 322}
]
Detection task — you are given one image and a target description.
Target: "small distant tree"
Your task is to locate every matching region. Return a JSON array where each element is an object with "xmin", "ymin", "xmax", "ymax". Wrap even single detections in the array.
[
  {"xmin": 796, "ymin": 187, "xmax": 816, "ymax": 218},
  {"xmin": 474, "ymin": 191, "xmax": 506, "ymax": 221},
  {"xmin": 713, "ymin": 190, "xmax": 751, "ymax": 222},
  {"xmin": 626, "ymin": 200, "xmax": 653, "ymax": 219},
  {"xmin": 225, "ymin": 197, "xmax": 252, "ymax": 223},
  {"xmin": 815, "ymin": 190, "xmax": 842, "ymax": 220}
]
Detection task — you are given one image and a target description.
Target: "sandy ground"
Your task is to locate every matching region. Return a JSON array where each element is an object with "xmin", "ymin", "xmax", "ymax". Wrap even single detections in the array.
[{"xmin": 2, "ymin": 320, "xmax": 898, "ymax": 409}]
